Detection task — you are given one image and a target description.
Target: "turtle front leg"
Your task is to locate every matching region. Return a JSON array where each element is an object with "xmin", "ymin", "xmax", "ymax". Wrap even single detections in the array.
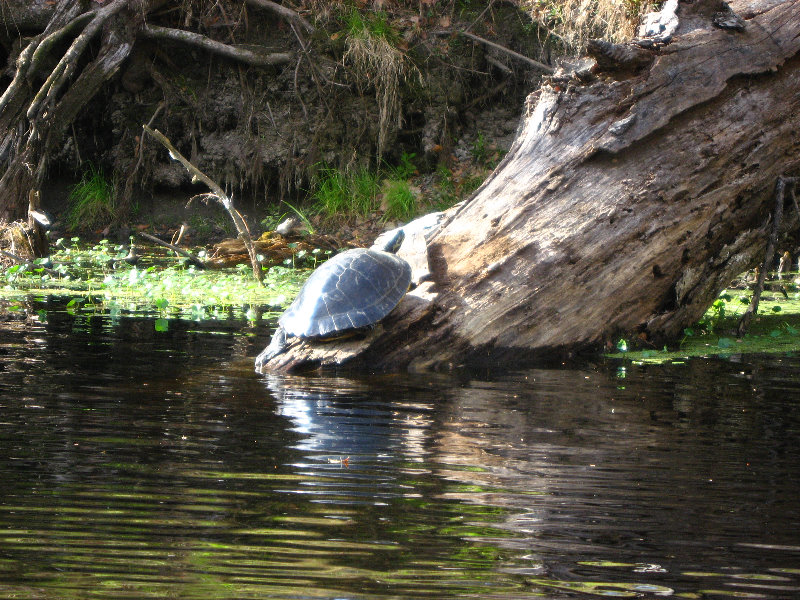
[{"xmin": 255, "ymin": 326, "xmax": 289, "ymax": 369}]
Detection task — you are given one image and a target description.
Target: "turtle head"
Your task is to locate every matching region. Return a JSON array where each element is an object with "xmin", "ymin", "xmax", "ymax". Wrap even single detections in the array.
[{"xmin": 382, "ymin": 229, "xmax": 405, "ymax": 254}]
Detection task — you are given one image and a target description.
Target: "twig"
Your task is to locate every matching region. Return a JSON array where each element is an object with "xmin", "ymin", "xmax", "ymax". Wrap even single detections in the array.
[
  {"xmin": 172, "ymin": 224, "xmax": 187, "ymax": 246},
  {"xmin": 456, "ymin": 31, "xmax": 553, "ymax": 73},
  {"xmin": 463, "ymin": 0, "xmax": 495, "ymax": 34},
  {"xmin": 138, "ymin": 231, "xmax": 206, "ymax": 269},
  {"xmin": 290, "ymin": 22, "xmax": 331, "ymax": 109},
  {"xmin": 120, "ymin": 102, "xmax": 165, "ymax": 217},
  {"xmin": 141, "ymin": 125, "xmax": 263, "ymax": 282}
]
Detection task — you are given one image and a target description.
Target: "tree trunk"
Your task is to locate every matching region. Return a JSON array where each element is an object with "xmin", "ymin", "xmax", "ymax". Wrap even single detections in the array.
[{"xmin": 263, "ymin": 0, "xmax": 800, "ymax": 372}]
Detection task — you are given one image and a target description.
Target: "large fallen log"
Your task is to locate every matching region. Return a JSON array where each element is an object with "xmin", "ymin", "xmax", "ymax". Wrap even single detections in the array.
[{"xmin": 266, "ymin": 0, "xmax": 799, "ymax": 372}]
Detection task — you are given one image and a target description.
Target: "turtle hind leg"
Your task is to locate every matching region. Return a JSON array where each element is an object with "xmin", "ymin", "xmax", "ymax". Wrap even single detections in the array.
[{"xmin": 255, "ymin": 327, "xmax": 289, "ymax": 369}]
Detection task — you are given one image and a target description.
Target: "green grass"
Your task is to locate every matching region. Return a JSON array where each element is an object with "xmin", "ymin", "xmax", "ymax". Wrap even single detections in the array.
[
  {"xmin": 310, "ymin": 152, "xmax": 490, "ymax": 221},
  {"xmin": 67, "ymin": 164, "xmax": 117, "ymax": 232},
  {"xmin": 344, "ymin": 7, "xmax": 397, "ymax": 42},
  {"xmin": 383, "ymin": 180, "xmax": 417, "ymax": 221},
  {"xmin": 312, "ymin": 165, "xmax": 379, "ymax": 218}
]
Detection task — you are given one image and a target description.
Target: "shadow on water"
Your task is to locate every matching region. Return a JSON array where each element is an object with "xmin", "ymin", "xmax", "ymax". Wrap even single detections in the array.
[{"xmin": 0, "ymin": 309, "xmax": 799, "ymax": 598}]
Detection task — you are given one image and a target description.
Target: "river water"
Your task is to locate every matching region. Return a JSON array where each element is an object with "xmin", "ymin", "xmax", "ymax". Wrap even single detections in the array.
[{"xmin": 0, "ymin": 308, "xmax": 799, "ymax": 599}]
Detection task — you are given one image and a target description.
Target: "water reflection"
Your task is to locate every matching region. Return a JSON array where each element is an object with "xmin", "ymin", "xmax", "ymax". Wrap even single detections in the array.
[{"xmin": 0, "ymin": 311, "xmax": 799, "ymax": 598}]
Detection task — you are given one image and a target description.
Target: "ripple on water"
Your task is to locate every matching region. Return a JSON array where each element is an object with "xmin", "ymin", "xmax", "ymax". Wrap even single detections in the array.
[{"xmin": 0, "ymin": 316, "xmax": 799, "ymax": 597}]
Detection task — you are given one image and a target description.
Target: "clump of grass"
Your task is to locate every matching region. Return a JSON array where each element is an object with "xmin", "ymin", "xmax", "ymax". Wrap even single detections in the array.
[
  {"xmin": 383, "ymin": 180, "xmax": 417, "ymax": 222},
  {"xmin": 343, "ymin": 8, "xmax": 420, "ymax": 158},
  {"xmin": 67, "ymin": 164, "xmax": 117, "ymax": 232},
  {"xmin": 390, "ymin": 152, "xmax": 417, "ymax": 180},
  {"xmin": 312, "ymin": 165, "xmax": 379, "ymax": 218}
]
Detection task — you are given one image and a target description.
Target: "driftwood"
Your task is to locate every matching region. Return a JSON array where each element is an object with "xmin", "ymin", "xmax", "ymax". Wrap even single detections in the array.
[
  {"xmin": 261, "ymin": 0, "xmax": 800, "ymax": 372},
  {"xmin": 137, "ymin": 231, "xmax": 207, "ymax": 269}
]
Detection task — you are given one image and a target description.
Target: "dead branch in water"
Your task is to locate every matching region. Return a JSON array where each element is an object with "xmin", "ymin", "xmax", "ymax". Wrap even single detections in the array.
[{"xmin": 137, "ymin": 231, "xmax": 207, "ymax": 270}]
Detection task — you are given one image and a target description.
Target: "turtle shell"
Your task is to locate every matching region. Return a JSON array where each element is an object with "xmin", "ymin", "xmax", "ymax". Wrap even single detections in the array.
[{"xmin": 280, "ymin": 248, "xmax": 412, "ymax": 339}]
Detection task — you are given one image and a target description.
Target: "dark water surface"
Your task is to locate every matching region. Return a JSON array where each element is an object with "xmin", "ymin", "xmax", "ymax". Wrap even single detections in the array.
[{"xmin": 1, "ymin": 310, "xmax": 799, "ymax": 599}]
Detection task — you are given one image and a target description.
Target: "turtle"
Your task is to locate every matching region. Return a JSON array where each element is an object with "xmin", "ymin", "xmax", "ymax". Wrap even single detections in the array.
[{"xmin": 255, "ymin": 229, "xmax": 411, "ymax": 368}]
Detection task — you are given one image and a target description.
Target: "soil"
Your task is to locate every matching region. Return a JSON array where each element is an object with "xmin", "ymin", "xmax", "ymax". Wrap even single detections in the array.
[{"xmin": 21, "ymin": 2, "xmax": 557, "ymax": 250}]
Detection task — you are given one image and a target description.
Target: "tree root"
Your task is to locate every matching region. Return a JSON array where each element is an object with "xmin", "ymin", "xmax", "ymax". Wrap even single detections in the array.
[{"xmin": 141, "ymin": 24, "xmax": 293, "ymax": 68}]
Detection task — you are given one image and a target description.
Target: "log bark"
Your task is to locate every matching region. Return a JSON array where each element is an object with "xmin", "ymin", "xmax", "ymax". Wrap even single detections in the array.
[{"xmin": 263, "ymin": 0, "xmax": 800, "ymax": 372}]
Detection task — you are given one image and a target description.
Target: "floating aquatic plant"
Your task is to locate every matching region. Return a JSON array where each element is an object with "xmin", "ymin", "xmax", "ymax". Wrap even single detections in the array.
[{"xmin": 0, "ymin": 238, "xmax": 310, "ymax": 324}]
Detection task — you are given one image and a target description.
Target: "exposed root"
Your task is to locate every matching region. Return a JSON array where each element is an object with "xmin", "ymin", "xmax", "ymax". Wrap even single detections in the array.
[{"xmin": 141, "ymin": 24, "xmax": 293, "ymax": 67}]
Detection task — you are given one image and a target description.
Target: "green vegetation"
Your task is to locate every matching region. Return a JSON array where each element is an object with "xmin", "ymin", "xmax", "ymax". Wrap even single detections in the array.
[
  {"xmin": 311, "ymin": 149, "xmax": 478, "ymax": 223},
  {"xmin": 608, "ymin": 281, "xmax": 800, "ymax": 364},
  {"xmin": 392, "ymin": 152, "xmax": 417, "ymax": 180},
  {"xmin": 383, "ymin": 180, "xmax": 417, "ymax": 221},
  {"xmin": 67, "ymin": 164, "xmax": 117, "ymax": 232},
  {"xmin": 0, "ymin": 238, "xmax": 309, "ymax": 327},
  {"xmin": 344, "ymin": 7, "xmax": 396, "ymax": 42},
  {"xmin": 312, "ymin": 166, "xmax": 380, "ymax": 217}
]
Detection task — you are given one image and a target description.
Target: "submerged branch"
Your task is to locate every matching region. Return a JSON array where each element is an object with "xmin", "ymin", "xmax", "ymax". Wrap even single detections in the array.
[
  {"xmin": 0, "ymin": 249, "xmax": 58, "ymax": 276},
  {"xmin": 138, "ymin": 231, "xmax": 207, "ymax": 270},
  {"xmin": 141, "ymin": 125, "xmax": 263, "ymax": 283}
]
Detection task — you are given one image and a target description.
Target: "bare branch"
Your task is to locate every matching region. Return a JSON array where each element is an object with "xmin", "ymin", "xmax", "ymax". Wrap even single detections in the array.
[
  {"xmin": 141, "ymin": 125, "xmax": 263, "ymax": 283},
  {"xmin": 141, "ymin": 24, "xmax": 292, "ymax": 67},
  {"xmin": 457, "ymin": 31, "xmax": 553, "ymax": 73}
]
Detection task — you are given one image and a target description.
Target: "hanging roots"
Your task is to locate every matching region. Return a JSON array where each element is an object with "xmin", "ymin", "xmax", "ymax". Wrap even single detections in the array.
[{"xmin": 344, "ymin": 24, "xmax": 420, "ymax": 159}]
